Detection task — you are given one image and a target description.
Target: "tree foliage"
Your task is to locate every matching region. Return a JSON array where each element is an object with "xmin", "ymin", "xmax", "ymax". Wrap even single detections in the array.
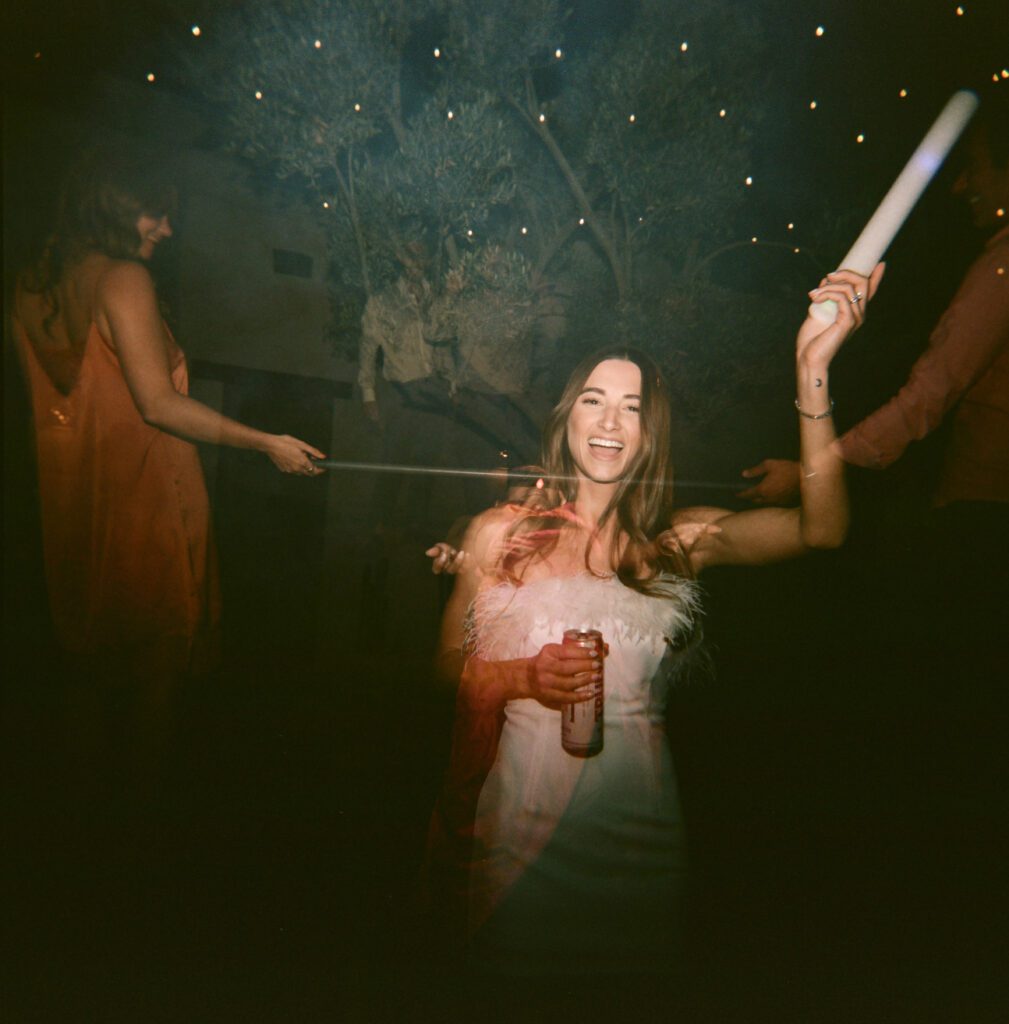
[{"xmin": 186, "ymin": 0, "xmax": 805, "ymax": 430}]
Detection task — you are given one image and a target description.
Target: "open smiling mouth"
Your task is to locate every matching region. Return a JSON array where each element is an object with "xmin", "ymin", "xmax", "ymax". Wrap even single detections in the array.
[{"xmin": 588, "ymin": 437, "xmax": 624, "ymax": 457}]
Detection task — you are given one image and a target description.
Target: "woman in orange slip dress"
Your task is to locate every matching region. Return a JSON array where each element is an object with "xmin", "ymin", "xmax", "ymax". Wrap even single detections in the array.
[{"xmin": 12, "ymin": 150, "xmax": 325, "ymax": 765}]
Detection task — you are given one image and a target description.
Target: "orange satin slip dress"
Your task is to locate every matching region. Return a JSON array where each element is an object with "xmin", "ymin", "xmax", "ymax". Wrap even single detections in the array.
[{"xmin": 14, "ymin": 299, "xmax": 220, "ymax": 675}]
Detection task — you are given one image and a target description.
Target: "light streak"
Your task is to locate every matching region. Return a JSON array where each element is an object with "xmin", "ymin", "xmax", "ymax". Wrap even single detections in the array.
[{"xmin": 309, "ymin": 458, "xmax": 743, "ymax": 491}]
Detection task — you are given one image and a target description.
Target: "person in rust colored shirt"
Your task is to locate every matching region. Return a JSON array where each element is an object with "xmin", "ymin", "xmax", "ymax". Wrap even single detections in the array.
[
  {"xmin": 740, "ymin": 99, "xmax": 1009, "ymax": 517},
  {"xmin": 739, "ymin": 97, "xmax": 1009, "ymax": 657},
  {"xmin": 738, "ymin": 98, "xmax": 1009, "ymax": 973}
]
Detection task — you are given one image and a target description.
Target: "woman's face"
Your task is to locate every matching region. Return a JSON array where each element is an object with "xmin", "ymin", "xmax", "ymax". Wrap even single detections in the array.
[
  {"xmin": 135, "ymin": 213, "xmax": 173, "ymax": 260},
  {"xmin": 566, "ymin": 358, "xmax": 642, "ymax": 485}
]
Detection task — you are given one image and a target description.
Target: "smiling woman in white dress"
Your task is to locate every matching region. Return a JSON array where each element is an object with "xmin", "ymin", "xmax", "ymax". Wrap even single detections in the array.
[{"xmin": 426, "ymin": 265, "xmax": 884, "ymax": 987}]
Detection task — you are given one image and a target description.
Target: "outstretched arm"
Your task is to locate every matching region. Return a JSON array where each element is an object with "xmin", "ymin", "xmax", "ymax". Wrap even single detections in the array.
[
  {"xmin": 97, "ymin": 261, "xmax": 325, "ymax": 475},
  {"xmin": 683, "ymin": 264, "xmax": 885, "ymax": 571}
]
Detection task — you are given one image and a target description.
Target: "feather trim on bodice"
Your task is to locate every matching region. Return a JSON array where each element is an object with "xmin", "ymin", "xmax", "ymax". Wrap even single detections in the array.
[{"xmin": 464, "ymin": 573, "xmax": 701, "ymax": 662}]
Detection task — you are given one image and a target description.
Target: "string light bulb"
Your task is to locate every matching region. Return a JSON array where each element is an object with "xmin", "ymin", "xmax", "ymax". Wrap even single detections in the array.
[
  {"xmin": 314, "ymin": 39, "xmax": 322, "ymax": 49},
  {"xmin": 680, "ymin": 41, "xmax": 688, "ymax": 52},
  {"xmin": 539, "ymin": 113, "xmax": 546, "ymax": 123},
  {"xmin": 899, "ymin": 88, "xmax": 908, "ymax": 97},
  {"xmin": 433, "ymin": 47, "xmax": 441, "ymax": 58},
  {"xmin": 856, "ymin": 133, "xmax": 865, "ymax": 143},
  {"xmin": 147, "ymin": 73, "xmax": 156, "ymax": 83},
  {"xmin": 956, "ymin": 5, "xmax": 964, "ymax": 15},
  {"xmin": 521, "ymin": 226, "xmax": 528, "ymax": 234},
  {"xmin": 323, "ymin": 201, "xmax": 330, "ymax": 209},
  {"xmin": 719, "ymin": 108, "xmax": 726, "ymax": 118},
  {"xmin": 751, "ymin": 236, "xmax": 758, "ymax": 243},
  {"xmin": 628, "ymin": 114, "xmax": 636, "ymax": 123},
  {"xmin": 744, "ymin": 176, "xmax": 753, "ymax": 186},
  {"xmin": 555, "ymin": 48, "xmax": 563, "ymax": 59},
  {"xmin": 809, "ymin": 100, "xmax": 818, "ymax": 110},
  {"xmin": 255, "ymin": 90, "xmax": 263, "ymax": 99},
  {"xmin": 787, "ymin": 223, "xmax": 794, "ymax": 230},
  {"xmin": 578, "ymin": 217, "xmax": 586, "ymax": 225},
  {"xmin": 447, "ymin": 109, "xmax": 454, "ymax": 120},
  {"xmin": 354, "ymin": 102, "xmax": 361, "ymax": 112},
  {"xmin": 191, "ymin": 25, "xmax": 201, "ymax": 37},
  {"xmin": 815, "ymin": 25, "xmax": 825, "ymax": 37}
]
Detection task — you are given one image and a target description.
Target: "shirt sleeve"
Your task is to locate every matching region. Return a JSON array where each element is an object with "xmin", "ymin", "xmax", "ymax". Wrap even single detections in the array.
[
  {"xmin": 357, "ymin": 297, "xmax": 381, "ymax": 403},
  {"xmin": 838, "ymin": 245, "xmax": 1009, "ymax": 469}
]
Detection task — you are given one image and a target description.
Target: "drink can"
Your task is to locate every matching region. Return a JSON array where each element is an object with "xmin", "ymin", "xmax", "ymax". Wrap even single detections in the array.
[{"xmin": 561, "ymin": 629, "xmax": 605, "ymax": 758}]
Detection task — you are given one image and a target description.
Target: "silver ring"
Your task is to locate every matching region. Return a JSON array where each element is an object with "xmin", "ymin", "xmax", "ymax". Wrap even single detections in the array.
[{"xmin": 850, "ymin": 292, "xmax": 862, "ymax": 305}]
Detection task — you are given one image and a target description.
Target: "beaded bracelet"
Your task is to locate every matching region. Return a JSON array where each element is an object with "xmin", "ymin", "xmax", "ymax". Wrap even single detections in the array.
[{"xmin": 795, "ymin": 397, "xmax": 835, "ymax": 420}]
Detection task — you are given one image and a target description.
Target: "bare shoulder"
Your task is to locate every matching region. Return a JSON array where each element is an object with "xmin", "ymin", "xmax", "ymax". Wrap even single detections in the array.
[
  {"xmin": 95, "ymin": 258, "xmax": 157, "ymax": 305},
  {"xmin": 666, "ymin": 504, "xmax": 735, "ymax": 575},
  {"xmin": 464, "ymin": 504, "xmax": 523, "ymax": 569}
]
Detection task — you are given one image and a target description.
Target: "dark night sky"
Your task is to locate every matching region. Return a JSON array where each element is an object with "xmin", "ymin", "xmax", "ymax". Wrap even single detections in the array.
[{"xmin": 6, "ymin": 1, "xmax": 1005, "ymax": 237}]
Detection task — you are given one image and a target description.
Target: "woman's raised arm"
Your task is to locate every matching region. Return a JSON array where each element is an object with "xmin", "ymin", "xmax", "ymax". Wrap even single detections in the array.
[{"xmin": 680, "ymin": 264, "xmax": 885, "ymax": 573}]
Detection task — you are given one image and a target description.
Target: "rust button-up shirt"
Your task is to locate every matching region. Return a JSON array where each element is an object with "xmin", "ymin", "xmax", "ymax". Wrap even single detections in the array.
[{"xmin": 838, "ymin": 224, "xmax": 1009, "ymax": 506}]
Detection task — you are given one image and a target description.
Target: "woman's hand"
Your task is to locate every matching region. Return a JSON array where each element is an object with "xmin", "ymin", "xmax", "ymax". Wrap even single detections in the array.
[
  {"xmin": 797, "ymin": 263, "xmax": 885, "ymax": 368},
  {"xmin": 520, "ymin": 642, "xmax": 600, "ymax": 710},
  {"xmin": 262, "ymin": 434, "xmax": 327, "ymax": 475},
  {"xmin": 426, "ymin": 542, "xmax": 469, "ymax": 575}
]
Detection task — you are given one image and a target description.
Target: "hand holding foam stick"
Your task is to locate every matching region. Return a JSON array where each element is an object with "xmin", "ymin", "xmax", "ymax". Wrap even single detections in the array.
[{"xmin": 810, "ymin": 90, "xmax": 978, "ymax": 325}]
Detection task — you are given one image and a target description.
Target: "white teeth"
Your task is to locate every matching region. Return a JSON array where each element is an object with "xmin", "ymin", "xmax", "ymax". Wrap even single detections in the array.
[{"xmin": 589, "ymin": 437, "xmax": 623, "ymax": 449}]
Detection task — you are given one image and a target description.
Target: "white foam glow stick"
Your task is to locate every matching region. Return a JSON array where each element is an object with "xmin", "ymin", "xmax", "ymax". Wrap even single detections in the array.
[{"xmin": 810, "ymin": 89, "xmax": 979, "ymax": 324}]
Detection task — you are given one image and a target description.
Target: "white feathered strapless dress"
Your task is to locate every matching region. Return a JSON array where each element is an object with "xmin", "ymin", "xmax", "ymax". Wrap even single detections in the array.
[{"xmin": 465, "ymin": 572, "xmax": 700, "ymax": 977}]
